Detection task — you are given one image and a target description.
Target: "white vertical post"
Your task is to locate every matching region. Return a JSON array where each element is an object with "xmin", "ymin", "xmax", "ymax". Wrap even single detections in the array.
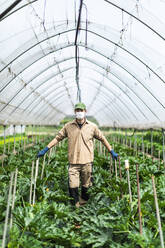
[
  {"xmin": 152, "ymin": 175, "xmax": 164, "ymax": 248},
  {"xmin": 3, "ymin": 125, "xmax": 6, "ymax": 155},
  {"xmin": 13, "ymin": 125, "xmax": 16, "ymax": 154},
  {"xmin": 29, "ymin": 161, "xmax": 34, "ymax": 204},
  {"xmin": 10, "ymin": 168, "xmax": 18, "ymax": 229},
  {"xmin": 125, "ymin": 160, "xmax": 132, "ymax": 206},
  {"xmin": 41, "ymin": 154, "xmax": 46, "ymax": 180},
  {"xmin": 2, "ymin": 172, "xmax": 14, "ymax": 248},
  {"xmin": 33, "ymin": 159, "xmax": 39, "ymax": 205}
]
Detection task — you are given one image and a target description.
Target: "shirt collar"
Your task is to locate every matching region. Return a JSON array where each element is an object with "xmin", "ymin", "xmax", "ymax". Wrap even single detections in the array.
[{"xmin": 71, "ymin": 118, "xmax": 89, "ymax": 125}]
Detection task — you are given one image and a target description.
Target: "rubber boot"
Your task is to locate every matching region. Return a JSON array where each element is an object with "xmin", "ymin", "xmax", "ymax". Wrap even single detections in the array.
[
  {"xmin": 69, "ymin": 187, "xmax": 79, "ymax": 206},
  {"xmin": 81, "ymin": 186, "xmax": 89, "ymax": 201}
]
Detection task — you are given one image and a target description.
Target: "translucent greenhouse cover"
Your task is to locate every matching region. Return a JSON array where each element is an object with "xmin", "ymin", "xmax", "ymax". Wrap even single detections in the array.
[{"xmin": 0, "ymin": 0, "xmax": 165, "ymax": 128}]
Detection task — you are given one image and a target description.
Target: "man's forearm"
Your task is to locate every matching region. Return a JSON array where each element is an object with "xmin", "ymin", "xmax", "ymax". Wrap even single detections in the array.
[
  {"xmin": 47, "ymin": 138, "xmax": 58, "ymax": 149},
  {"xmin": 102, "ymin": 138, "xmax": 112, "ymax": 152}
]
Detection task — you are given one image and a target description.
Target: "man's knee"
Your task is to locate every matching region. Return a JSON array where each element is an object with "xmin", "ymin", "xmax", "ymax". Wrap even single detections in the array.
[{"xmin": 69, "ymin": 164, "xmax": 80, "ymax": 188}]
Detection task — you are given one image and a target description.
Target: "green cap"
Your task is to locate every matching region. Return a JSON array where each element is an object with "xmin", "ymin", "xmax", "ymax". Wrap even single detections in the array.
[{"xmin": 74, "ymin": 102, "xmax": 86, "ymax": 110}]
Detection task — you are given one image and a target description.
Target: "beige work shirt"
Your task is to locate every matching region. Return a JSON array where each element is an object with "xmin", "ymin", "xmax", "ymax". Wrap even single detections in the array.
[{"xmin": 47, "ymin": 119, "xmax": 112, "ymax": 164}]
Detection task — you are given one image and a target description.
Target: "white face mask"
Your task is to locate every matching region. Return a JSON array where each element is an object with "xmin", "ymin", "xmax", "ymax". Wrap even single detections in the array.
[{"xmin": 75, "ymin": 111, "xmax": 85, "ymax": 119}]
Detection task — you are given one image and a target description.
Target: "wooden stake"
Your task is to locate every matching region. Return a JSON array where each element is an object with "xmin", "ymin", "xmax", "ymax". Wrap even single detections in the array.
[
  {"xmin": 136, "ymin": 164, "xmax": 142, "ymax": 234},
  {"xmin": 152, "ymin": 175, "xmax": 164, "ymax": 248}
]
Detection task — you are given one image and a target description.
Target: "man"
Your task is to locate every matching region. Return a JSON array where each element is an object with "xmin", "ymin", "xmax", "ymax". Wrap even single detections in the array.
[{"xmin": 37, "ymin": 102, "xmax": 118, "ymax": 207}]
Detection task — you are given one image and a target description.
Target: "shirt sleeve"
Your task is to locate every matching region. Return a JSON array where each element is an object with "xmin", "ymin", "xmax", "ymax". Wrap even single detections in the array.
[
  {"xmin": 94, "ymin": 125, "xmax": 112, "ymax": 151},
  {"xmin": 47, "ymin": 125, "xmax": 67, "ymax": 148}
]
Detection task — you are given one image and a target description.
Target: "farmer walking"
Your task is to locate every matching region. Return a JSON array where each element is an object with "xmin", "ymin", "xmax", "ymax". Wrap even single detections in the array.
[{"xmin": 37, "ymin": 102, "xmax": 118, "ymax": 207}]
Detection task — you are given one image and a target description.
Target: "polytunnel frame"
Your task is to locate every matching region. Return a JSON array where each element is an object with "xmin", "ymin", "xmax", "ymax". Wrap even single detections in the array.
[
  {"xmin": 0, "ymin": 26, "xmax": 164, "ymax": 125},
  {"xmin": 7, "ymin": 59, "xmax": 144, "ymax": 123},
  {"xmin": 21, "ymin": 66, "xmax": 131, "ymax": 123},
  {"xmin": 0, "ymin": 0, "xmax": 38, "ymax": 21},
  {"xmin": 104, "ymin": 0, "xmax": 165, "ymax": 41},
  {"xmin": 34, "ymin": 75, "xmax": 131, "ymax": 122},
  {"xmin": 25, "ymin": 65, "xmax": 147, "ymax": 124},
  {"xmin": 37, "ymin": 73, "xmax": 138, "ymax": 121},
  {"xmin": 40, "ymin": 82, "xmax": 123, "ymax": 125},
  {"xmin": 1, "ymin": 0, "xmax": 165, "ymax": 41},
  {"xmin": 1, "ymin": 41, "xmax": 162, "ymax": 123},
  {"xmin": 0, "ymin": 27, "xmax": 165, "ymax": 115},
  {"xmin": 1, "ymin": 27, "xmax": 165, "ymax": 87}
]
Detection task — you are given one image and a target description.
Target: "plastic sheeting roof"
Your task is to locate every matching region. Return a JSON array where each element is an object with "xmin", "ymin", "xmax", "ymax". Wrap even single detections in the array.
[{"xmin": 0, "ymin": 0, "xmax": 165, "ymax": 128}]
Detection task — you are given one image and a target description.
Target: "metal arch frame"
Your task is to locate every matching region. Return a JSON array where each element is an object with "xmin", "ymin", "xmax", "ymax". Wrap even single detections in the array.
[
  {"xmin": 45, "ymin": 96, "xmax": 122, "ymax": 126},
  {"xmin": 36, "ymin": 74, "xmax": 138, "ymax": 121},
  {"xmin": 20, "ymin": 67, "xmax": 73, "ymax": 114},
  {"xmin": 26, "ymin": 83, "xmax": 73, "ymax": 117},
  {"xmin": 13, "ymin": 63, "xmax": 142, "ymax": 122},
  {"xmin": 40, "ymin": 84, "xmax": 123, "ymax": 125},
  {"xmin": 1, "ymin": 26, "xmax": 165, "ymax": 88},
  {"xmin": 6, "ymin": 52, "xmax": 158, "ymax": 122},
  {"xmin": 1, "ymin": 44, "xmax": 161, "ymax": 122},
  {"xmin": 0, "ymin": 0, "xmax": 24, "ymax": 21},
  {"xmin": 1, "ymin": 56, "xmax": 137, "ymax": 119},
  {"xmin": 17, "ymin": 75, "xmax": 72, "ymax": 116},
  {"xmin": 1, "ymin": 32, "xmax": 164, "ymax": 115},
  {"xmin": 0, "ymin": 0, "xmax": 164, "ymax": 40},
  {"xmin": 25, "ymin": 74, "xmax": 129, "ymax": 123},
  {"xmin": 25, "ymin": 65, "xmax": 141, "ymax": 122},
  {"xmin": 33, "ymin": 78, "xmax": 130, "ymax": 122},
  {"xmin": 103, "ymin": 0, "xmax": 165, "ymax": 41},
  {"xmin": 0, "ymin": 0, "xmax": 39, "ymax": 22}
]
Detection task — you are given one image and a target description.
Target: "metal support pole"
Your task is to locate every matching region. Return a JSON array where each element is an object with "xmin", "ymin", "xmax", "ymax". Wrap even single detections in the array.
[
  {"xmin": 26, "ymin": 125, "xmax": 29, "ymax": 145},
  {"xmin": 125, "ymin": 160, "xmax": 132, "ymax": 207},
  {"xmin": 162, "ymin": 129, "xmax": 165, "ymax": 167},
  {"xmin": 35, "ymin": 125, "xmax": 37, "ymax": 144},
  {"xmin": 2, "ymin": 172, "xmax": 14, "ymax": 248},
  {"xmin": 21, "ymin": 124, "xmax": 23, "ymax": 149},
  {"xmin": 32, "ymin": 124, "xmax": 34, "ymax": 143},
  {"xmin": 10, "ymin": 168, "xmax": 18, "ymax": 229},
  {"xmin": 118, "ymin": 157, "xmax": 123, "ymax": 198},
  {"xmin": 142, "ymin": 130, "xmax": 144, "ymax": 159},
  {"xmin": 8, "ymin": 136, "xmax": 10, "ymax": 154},
  {"xmin": 39, "ymin": 125, "xmax": 41, "ymax": 143},
  {"xmin": 125, "ymin": 129, "xmax": 127, "ymax": 146},
  {"xmin": 152, "ymin": 175, "xmax": 164, "ymax": 248},
  {"xmin": 3, "ymin": 125, "xmax": 6, "ymax": 155},
  {"xmin": 151, "ymin": 129, "xmax": 153, "ymax": 157},
  {"xmin": 136, "ymin": 164, "xmax": 143, "ymax": 235},
  {"xmin": 13, "ymin": 125, "xmax": 16, "ymax": 154},
  {"xmin": 33, "ymin": 159, "xmax": 39, "ymax": 205},
  {"xmin": 134, "ymin": 135, "xmax": 137, "ymax": 156},
  {"xmin": 29, "ymin": 161, "xmax": 34, "ymax": 204}
]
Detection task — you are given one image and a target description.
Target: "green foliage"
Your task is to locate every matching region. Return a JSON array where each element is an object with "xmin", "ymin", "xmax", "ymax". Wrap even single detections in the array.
[{"xmin": 0, "ymin": 137, "xmax": 165, "ymax": 247}]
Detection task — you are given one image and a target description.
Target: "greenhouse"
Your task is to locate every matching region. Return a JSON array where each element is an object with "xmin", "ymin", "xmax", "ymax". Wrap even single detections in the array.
[{"xmin": 0, "ymin": 0, "xmax": 165, "ymax": 247}]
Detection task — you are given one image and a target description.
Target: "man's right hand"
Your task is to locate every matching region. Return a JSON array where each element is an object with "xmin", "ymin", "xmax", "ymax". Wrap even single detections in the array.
[{"xmin": 37, "ymin": 147, "xmax": 49, "ymax": 158}]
